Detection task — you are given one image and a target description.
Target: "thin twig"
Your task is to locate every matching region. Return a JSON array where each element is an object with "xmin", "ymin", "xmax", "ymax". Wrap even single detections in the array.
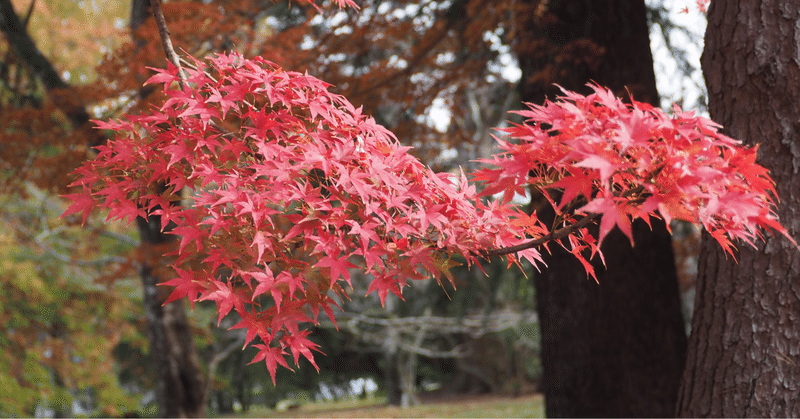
[
  {"xmin": 34, "ymin": 237, "xmax": 130, "ymax": 266},
  {"xmin": 99, "ymin": 229, "xmax": 139, "ymax": 246},
  {"xmin": 150, "ymin": 4, "xmax": 241, "ymax": 141},
  {"xmin": 151, "ymin": 0, "xmax": 187, "ymax": 88}
]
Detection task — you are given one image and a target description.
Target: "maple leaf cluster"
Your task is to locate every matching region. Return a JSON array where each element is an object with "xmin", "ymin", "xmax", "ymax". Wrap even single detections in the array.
[
  {"xmin": 62, "ymin": 52, "xmax": 531, "ymax": 382},
  {"xmin": 475, "ymin": 84, "xmax": 794, "ymax": 270},
  {"xmin": 64, "ymin": 52, "xmax": 791, "ymax": 382}
]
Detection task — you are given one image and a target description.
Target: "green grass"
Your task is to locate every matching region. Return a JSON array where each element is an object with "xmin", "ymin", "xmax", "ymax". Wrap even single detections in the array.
[{"xmin": 241, "ymin": 393, "xmax": 545, "ymax": 418}]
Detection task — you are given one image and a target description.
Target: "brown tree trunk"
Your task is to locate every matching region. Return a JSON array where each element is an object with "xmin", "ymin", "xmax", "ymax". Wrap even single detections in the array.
[
  {"xmin": 138, "ymin": 216, "xmax": 207, "ymax": 418},
  {"xmin": 676, "ymin": 1, "xmax": 800, "ymax": 416},
  {"xmin": 129, "ymin": 1, "xmax": 207, "ymax": 416},
  {"xmin": 515, "ymin": 1, "xmax": 687, "ymax": 416}
]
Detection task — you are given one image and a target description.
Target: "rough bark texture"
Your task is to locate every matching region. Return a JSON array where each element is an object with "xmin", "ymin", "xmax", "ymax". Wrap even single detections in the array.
[
  {"xmin": 137, "ymin": 215, "xmax": 207, "ymax": 418},
  {"xmin": 129, "ymin": 1, "xmax": 207, "ymax": 416},
  {"xmin": 677, "ymin": 1, "xmax": 800, "ymax": 416},
  {"xmin": 515, "ymin": 1, "xmax": 687, "ymax": 416}
]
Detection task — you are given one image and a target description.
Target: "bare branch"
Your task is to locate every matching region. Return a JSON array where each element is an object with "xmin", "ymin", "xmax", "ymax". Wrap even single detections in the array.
[
  {"xmin": 203, "ymin": 329, "xmax": 245, "ymax": 407},
  {"xmin": 34, "ymin": 237, "xmax": 130, "ymax": 266},
  {"xmin": 150, "ymin": 0, "xmax": 187, "ymax": 88},
  {"xmin": 99, "ymin": 229, "xmax": 139, "ymax": 246}
]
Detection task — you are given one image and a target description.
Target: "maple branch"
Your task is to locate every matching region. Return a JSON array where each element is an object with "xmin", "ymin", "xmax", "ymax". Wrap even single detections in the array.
[
  {"xmin": 483, "ymin": 213, "xmax": 599, "ymax": 257},
  {"xmin": 34, "ymin": 238, "xmax": 130, "ymax": 266},
  {"xmin": 151, "ymin": 0, "xmax": 187, "ymax": 88},
  {"xmin": 484, "ymin": 184, "xmax": 650, "ymax": 257},
  {"xmin": 172, "ymin": 56, "xmax": 246, "ymax": 139}
]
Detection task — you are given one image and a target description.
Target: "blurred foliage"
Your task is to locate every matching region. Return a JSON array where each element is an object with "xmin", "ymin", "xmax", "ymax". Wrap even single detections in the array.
[
  {"xmin": 8, "ymin": 0, "xmax": 128, "ymax": 84},
  {"xmin": 0, "ymin": 188, "xmax": 140, "ymax": 416}
]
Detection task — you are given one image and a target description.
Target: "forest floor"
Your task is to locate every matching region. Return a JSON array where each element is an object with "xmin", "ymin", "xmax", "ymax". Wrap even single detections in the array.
[{"xmin": 243, "ymin": 392, "xmax": 545, "ymax": 418}]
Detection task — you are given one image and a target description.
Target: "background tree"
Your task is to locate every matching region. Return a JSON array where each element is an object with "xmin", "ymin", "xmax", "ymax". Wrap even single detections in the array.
[
  {"xmin": 0, "ymin": 0, "xmax": 248, "ymax": 415},
  {"xmin": 678, "ymin": 1, "xmax": 800, "ymax": 416},
  {"xmin": 512, "ymin": 1, "xmax": 687, "ymax": 416},
  {"xmin": 0, "ymin": 1, "xmax": 146, "ymax": 416},
  {"xmin": 127, "ymin": 1, "xmax": 207, "ymax": 416},
  {"xmin": 0, "ymin": 189, "xmax": 139, "ymax": 417}
]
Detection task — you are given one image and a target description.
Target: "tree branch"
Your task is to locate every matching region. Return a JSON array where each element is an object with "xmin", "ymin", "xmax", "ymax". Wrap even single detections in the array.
[
  {"xmin": 484, "ymin": 184, "xmax": 650, "ymax": 257},
  {"xmin": 483, "ymin": 213, "xmax": 599, "ymax": 257},
  {"xmin": 34, "ymin": 238, "xmax": 130, "ymax": 266},
  {"xmin": 203, "ymin": 329, "xmax": 245, "ymax": 408},
  {"xmin": 0, "ymin": 0, "xmax": 92, "ymax": 126},
  {"xmin": 150, "ymin": 0, "xmax": 187, "ymax": 88}
]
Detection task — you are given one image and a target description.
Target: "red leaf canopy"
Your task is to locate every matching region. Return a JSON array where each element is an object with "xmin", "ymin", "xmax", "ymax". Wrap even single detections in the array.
[
  {"xmin": 475, "ymin": 83, "xmax": 795, "ymax": 258},
  {"xmin": 64, "ymin": 52, "xmax": 529, "ymax": 381},
  {"xmin": 65, "ymin": 55, "xmax": 793, "ymax": 381}
]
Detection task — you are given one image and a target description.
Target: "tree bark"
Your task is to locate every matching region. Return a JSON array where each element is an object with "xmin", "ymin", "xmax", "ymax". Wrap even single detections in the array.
[
  {"xmin": 515, "ymin": 1, "xmax": 687, "ymax": 416},
  {"xmin": 127, "ymin": 2, "xmax": 207, "ymax": 416},
  {"xmin": 384, "ymin": 350, "xmax": 403, "ymax": 406},
  {"xmin": 677, "ymin": 1, "xmax": 800, "ymax": 416},
  {"xmin": 137, "ymin": 214, "xmax": 207, "ymax": 418}
]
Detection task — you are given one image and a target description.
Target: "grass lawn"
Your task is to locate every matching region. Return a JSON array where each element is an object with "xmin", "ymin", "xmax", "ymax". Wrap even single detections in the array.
[{"xmin": 243, "ymin": 393, "xmax": 545, "ymax": 418}]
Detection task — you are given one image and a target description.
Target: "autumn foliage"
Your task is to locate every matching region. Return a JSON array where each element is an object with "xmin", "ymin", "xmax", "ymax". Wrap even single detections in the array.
[
  {"xmin": 63, "ymin": 53, "xmax": 529, "ymax": 381},
  {"xmin": 476, "ymin": 84, "xmax": 792, "ymax": 264},
  {"xmin": 64, "ymin": 52, "xmax": 791, "ymax": 382}
]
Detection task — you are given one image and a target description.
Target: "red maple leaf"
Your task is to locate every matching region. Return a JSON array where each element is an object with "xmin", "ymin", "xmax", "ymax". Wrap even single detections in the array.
[
  {"xmin": 580, "ymin": 195, "xmax": 633, "ymax": 246},
  {"xmin": 160, "ymin": 268, "xmax": 207, "ymax": 308},
  {"xmin": 249, "ymin": 344, "xmax": 291, "ymax": 385},
  {"xmin": 282, "ymin": 329, "xmax": 322, "ymax": 371},
  {"xmin": 316, "ymin": 255, "xmax": 356, "ymax": 284},
  {"xmin": 366, "ymin": 274, "xmax": 405, "ymax": 306}
]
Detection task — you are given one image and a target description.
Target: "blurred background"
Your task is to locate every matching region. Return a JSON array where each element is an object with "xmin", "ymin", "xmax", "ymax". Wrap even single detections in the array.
[{"xmin": 0, "ymin": 0, "xmax": 704, "ymax": 416}]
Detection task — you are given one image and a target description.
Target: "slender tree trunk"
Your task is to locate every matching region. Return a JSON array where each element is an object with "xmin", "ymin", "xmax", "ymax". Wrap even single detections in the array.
[
  {"xmin": 515, "ymin": 1, "xmax": 687, "ymax": 416},
  {"xmin": 129, "ymin": 1, "xmax": 206, "ymax": 416},
  {"xmin": 384, "ymin": 350, "xmax": 403, "ymax": 406},
  {"xmin": 137, "ymin": 216, "xmax": 206, "ymax": 417},
  {"xmin": 676, "ymin": 1, "xmax": 800, "ymax": 416},
  {"xmin": 383, "ymin": 298, "xmax": 403, "ymax": 406}
]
